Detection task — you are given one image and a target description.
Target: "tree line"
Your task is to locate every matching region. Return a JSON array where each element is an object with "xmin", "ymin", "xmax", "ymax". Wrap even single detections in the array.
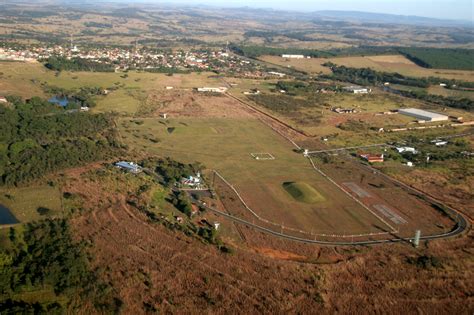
[
  {"xmin": 45, "ymin": 56, "xmax": 115, "ymax": 72},
  {"xmin": 322, "ymin": 63, "xmax": 474, "ymax": 111},
  {"xmin": 0, "ymin": 219, "xmax": 122, "ymax": 314}
]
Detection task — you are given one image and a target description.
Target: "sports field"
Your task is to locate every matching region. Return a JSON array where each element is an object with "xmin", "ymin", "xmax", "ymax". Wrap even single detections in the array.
[{"xmin": 119, "ymin": 116, "xmax": 390, "ymax": 235}]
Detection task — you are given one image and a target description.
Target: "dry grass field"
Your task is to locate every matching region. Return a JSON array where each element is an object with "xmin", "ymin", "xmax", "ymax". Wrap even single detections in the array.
[
  {"xmin": 259, "ymin": 54, "xmax": 474, "ymax": 81},
  {"xmin": 62, "ymin": 162, "xmax": 473, "ymax": 314},
  {"xmin": 235, "ymin": 89, "xmax": 473, "ymax": 147},
  {"xmin": 120, "ymin": 116, "xmax": 387, "ymax": 236}
]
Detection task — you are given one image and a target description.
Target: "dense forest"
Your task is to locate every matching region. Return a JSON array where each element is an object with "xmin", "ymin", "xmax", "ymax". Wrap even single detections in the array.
[
  {"xmin": 399, "ymin": 48, "xmax": 474, "ymax": 71},
  {"xmin": 0, "ymin": 97, "xmax": 121, "ymax": 185},
  {"xmin": 45, "ymin": 56, "xmax": 115, "ymax": 72},
  {"xmin": 0, "ymin": 219, "xmax": 121, "ymax": 314}
]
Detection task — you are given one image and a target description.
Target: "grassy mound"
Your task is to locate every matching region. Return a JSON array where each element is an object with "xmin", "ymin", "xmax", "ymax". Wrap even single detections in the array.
[{"xmin": 282, "ymin": 182, "xmax": 325, "ymax": 203}]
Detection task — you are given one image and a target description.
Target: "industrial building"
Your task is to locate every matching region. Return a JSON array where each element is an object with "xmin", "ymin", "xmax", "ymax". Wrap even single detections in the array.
[
  {"xmin": 282, "ymin": 54, "xmax": 305, "ymax": 59},
  {"xmin": 398, "ymin": 108, "xmax": 449, "ymax": 122},
  {"xmin": 115, "ymin": 161, "xmax": 142, "ymax": 174},
  {"xmin": 342, "ymin": 86, "xmax": 371, "ymax": 94},
  {"xmin": 197, "ymin": 87, "xmax": 228, "ymax": 93}
]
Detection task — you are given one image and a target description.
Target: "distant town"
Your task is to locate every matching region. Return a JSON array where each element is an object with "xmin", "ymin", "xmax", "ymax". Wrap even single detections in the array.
[{"xmin": 0, "ymin": 43, "xmax": 287, "ymax": 78}]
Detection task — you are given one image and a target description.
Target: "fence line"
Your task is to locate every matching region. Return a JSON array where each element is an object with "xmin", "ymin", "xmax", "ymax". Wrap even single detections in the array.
[
  {"xmin": 213, "ymin": 170, "xmax": 392, "ymax": 239},
  {"xmin": 307, "ymin": 157, "xmax": 398, "ymax": 233}
]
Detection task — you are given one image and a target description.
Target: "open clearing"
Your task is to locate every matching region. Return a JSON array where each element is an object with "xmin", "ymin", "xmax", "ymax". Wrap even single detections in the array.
[
  {"xmin": 0, "ymin": 185, "xmax": 62, "ymax": 223},
  {"xmin": 259, "ymin": 54, "xmax": 474, "ymax": 81},
  {"xmin": 120, "ymin": 116, "xmax": 389, "ymax": 236},
  {"xmin": 0, "ymin": 62, "xmax": 222, "ymax": 114}
]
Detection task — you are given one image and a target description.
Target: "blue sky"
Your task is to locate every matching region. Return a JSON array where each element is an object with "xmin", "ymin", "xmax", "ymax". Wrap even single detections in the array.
[{"xmin": 155, "ymin": 0, "xmax": 473, "ymax": 21}]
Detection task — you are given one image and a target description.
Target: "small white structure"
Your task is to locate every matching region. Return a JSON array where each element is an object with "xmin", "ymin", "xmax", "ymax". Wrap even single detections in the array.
[
  {"xmin": 243, "ymin": 89, "xmax": 260, "ymax": 95},
  {"xmin": 197, "ymin": 87, "xmax": 228, "ymax": 93},
  {"xmin": 433, "ymin": 140, "xmax": 448, "ymax": 146},
  {"xmin": 182, "ymin": 172, "xmax": 202, "ymax": 188},
  {"xmin": 0, "ymin": 96, "xmax": 8, "ymax": 103},
  {"xmin": 398, "ymin": 108, "xmax": 449, "ymax": 122},
  {"xmin": 115, "ymin": 161, "xmax": 142, "ymax": 174},
  {"xmin": 342, "ymin": 86, "xmax": 371, "ymax": 94},
  {"xmin": 80, "ymin": 106, "xmax": 89, "ymax": 112},
  {"xmin": 165, "ymin": 86, "xmax": 174, "ymax": 90},
  {"xmin": 268, "ymin": 71, "xmax": 286, "ymax": 78},
  {"xmin": 282, "ymin": 54, "xmax": 305, "ymax": 59},
  {"xmin": 439, "ymin": 83, "xmax": 447, "ymax": 87},
  {"xmin": 406, "ymin": 161, "xmax": 414, "ymax": 167},
  {"xmin": 160, "ymin": 113, "xmax": 168, "ymax": 119},
  {"xmin": 213, "ymin": 222, "xmax": 220, "ymax": 230},
  {"xmin": 396, "ymin": 147, "xmax": 417, "ymax": 154}
]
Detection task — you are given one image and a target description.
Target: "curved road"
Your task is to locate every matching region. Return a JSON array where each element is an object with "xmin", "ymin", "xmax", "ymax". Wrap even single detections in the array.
[{"xmin": 199, "ymin": 200, "xmax": 469, "ymax": 246}]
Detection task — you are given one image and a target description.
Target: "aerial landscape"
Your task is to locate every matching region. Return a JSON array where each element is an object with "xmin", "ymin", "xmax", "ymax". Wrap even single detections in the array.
[{"xmin": 0, "ymin": 0, "xmax": 473, "ymax": 313}]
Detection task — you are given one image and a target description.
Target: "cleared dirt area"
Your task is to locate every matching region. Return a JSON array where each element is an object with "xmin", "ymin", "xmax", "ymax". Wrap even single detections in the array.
[
  {"xmin": 143, "ymin": 90, "xmax": 255, "ymax": 118},
  {"xmin": 315, "ymin": 155, "xmax": 456, "ymax": 237}
]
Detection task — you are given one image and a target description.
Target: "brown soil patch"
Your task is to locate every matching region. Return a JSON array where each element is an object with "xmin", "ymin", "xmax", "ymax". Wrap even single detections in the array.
[
  {"xmin": 145, "ymin": 90, "xmax": 255, "ymax": 118},
  {"xmin": 253, "ymin": 247, "xmax": 308, "ymax": 261}
]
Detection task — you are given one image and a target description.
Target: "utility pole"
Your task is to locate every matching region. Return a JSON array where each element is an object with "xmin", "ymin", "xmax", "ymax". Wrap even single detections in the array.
[{"xmin": 413, "ymin": 230, "xmax": 421, "ymax": 248}]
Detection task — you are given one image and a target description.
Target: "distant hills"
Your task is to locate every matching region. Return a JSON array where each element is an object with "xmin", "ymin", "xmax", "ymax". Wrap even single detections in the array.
[{"xmin": 311, "ymin": 10, "xmax": 472, "ymax": 28}]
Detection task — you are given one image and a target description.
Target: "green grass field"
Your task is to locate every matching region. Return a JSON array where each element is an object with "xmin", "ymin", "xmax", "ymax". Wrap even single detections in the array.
[
  {"xmin": 283, "ymin": 182, "xmax": 326, "ymax": 204},
  {"xmin": 0, "ymin": 185, "xmax": 62, "ymax": 223},
  {"xmin": 119, "ymin": 116, "xmax": 387, "ymax": 235},
  {"xmin": 0, "ymin": 62, "xmax": 222, "ymax": 114}
]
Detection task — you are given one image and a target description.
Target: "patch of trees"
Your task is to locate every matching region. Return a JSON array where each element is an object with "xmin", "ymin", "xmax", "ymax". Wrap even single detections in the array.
[
  {"xmin": 230, "ymin": 45, "xmax": 334, "ymax": 58},
  {"xmin": 44, "ymin": 85, "xmax": 105, "ymax": 108},
  {"xmin": 142, "ymin": 157, "xmax": 203, "ymax": 186},
  {"xmin": 0, "ymin": 219, "xmax": 121, "ymax": 314},
  {"xmin": 323, "ymin": 63, "xmax": 474, "ymax": 111},
  {"xmin": 45, "ymin": 56, "xmax": 115, "ymax": 72},
  {"xmin": 323, "ymin": 62, "xmax": 435, "ymax": 88},
  {"xmin": 144, "ymin": 67, "xmax": 190, "ymax": 74},
  {"xmin": 0, "ymin": 97, "xmax": 120, "ymax": 185},
  {"xmin": 84, "ymin": 22, "xmax": 113, "ymax": 28},
  {"xmin": 395, "ymin": 89, "xmax": 474, "ymax": 111},
  {"xmin": 399, "ymin": 47, "xmax": 474, "ymax": 71},
  {"xmin": 171, "ymin": 191, "xmax": 193, "ymax": 217}
]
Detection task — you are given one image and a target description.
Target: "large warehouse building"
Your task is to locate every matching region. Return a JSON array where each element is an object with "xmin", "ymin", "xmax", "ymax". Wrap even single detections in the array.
[{"xmin": 398, "ymin": 108, "xmax": 449, "ymax": 122}]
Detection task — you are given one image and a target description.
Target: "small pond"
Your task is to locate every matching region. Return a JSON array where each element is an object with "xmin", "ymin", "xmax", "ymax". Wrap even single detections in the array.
[
  {"xmin": 48, "ymin": 96, "xmax": 70, "ymax": 107},
  {"xmin": 0, "ymin": 204, "xmax": 18, "ymax": 225}
]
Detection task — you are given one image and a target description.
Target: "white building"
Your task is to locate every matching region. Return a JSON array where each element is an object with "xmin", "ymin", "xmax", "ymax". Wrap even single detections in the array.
[
  {"xmin": 282, "ymin": 54, "xmax": 305, "ymax": 59},
  {"xmin": 0, "ymin": 96, "xmax": 7, "ymax": 103},
  {"xmin": 197, "ymin": 87, "xmax": 228, "ymax": 93},
  {"xmin": 115, "ymin": 161, "xmax": 142, "ymax": 174},
  {"xmin": 396, "ymin": 147, "xmax": 417, "ymax": 154},
  {"xmin": 268, "ymin": 71, "xmax": 286, "ymax": 78},
  {"xmin": 342, "ymin": 86, "xmax": 371, "ymax": 94},
  {"xmin": 398, "ymin": 108, "xmax": 449, "ymax": 122}
]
